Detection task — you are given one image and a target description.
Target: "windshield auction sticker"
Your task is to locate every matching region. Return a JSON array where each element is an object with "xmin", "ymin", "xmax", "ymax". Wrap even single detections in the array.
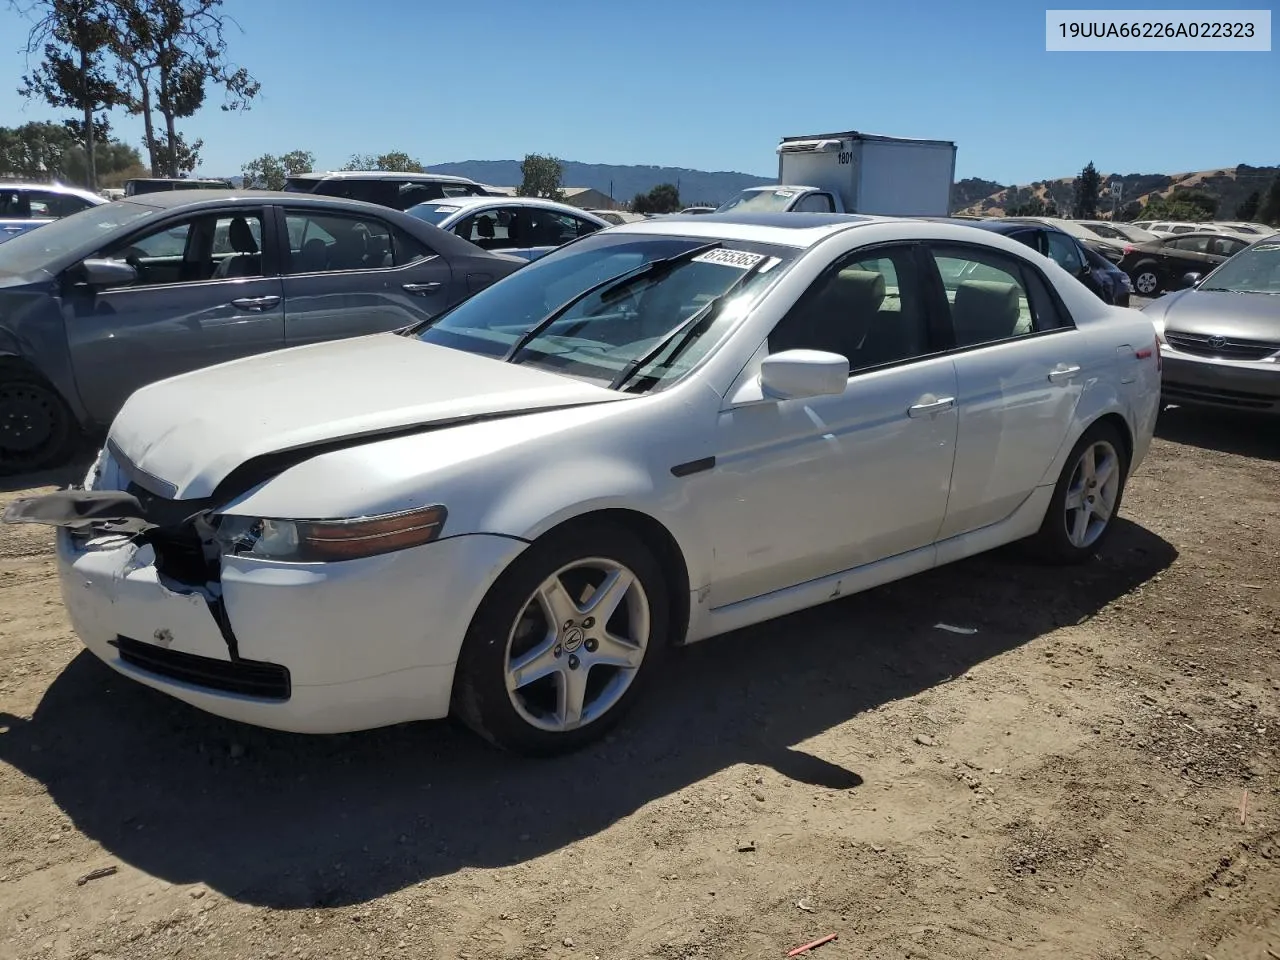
[{"xmin": 693, "ymin": 249, "xmax": 767, "ymax": 269}]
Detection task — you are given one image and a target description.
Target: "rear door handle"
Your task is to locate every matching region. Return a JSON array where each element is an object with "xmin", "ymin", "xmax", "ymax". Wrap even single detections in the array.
[
  {"xmin": 403, "ymin": 282, "xmax": 443, "ymax": 295},
  {"xmin": 230, "ymin": 295, "xmax": 281, "ymax": 311},
  {"xmin": 2, "ymin": 226, "xmax": 24, "ymax": 233},
  {"xmin": 907, "ymin": 396, "xmax": 956, "ymax": 418},
  {"xmin": 1047, "ymin": 363, "xmax": 1082, "ymax": 383}
]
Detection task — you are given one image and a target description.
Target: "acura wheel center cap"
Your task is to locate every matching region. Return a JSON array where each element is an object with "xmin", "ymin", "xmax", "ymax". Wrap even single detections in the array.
[{"xmin": 562, "ymin": 625, "xmax": 586, "ymax": 653}]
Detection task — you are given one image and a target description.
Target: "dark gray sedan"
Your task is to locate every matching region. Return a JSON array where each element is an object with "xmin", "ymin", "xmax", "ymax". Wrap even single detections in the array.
[
  {"xmin": 1142, "ymin": 234, "xmax": 1280, "ymax": 415},
  {"xmin": 0, "ymin": 191, "xmax": 524, "ymax": 473}
]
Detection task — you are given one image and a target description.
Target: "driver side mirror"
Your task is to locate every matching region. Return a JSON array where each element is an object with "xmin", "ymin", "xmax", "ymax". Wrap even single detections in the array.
[
  {"xmin": 1179, "ymin": 271, "xmax": 1202, "ymax": 290},
  {"xmin": 79, "ymin": 258, "xmax": 137, "ymax": 288},
  {"xmin": 759, "ymin": 350, "xmax": 849, "ymax": 400}
]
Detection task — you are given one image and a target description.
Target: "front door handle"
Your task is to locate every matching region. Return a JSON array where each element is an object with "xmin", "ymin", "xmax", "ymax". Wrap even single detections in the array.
[
  {"xmin": 403, "ymin": 282, "xmax": 443, "ymax": 295},
  {"xmin": 230, "ymin": 295, "xmax": 281, "ymax": 311},
  {"xmin": 907, "ymin": 396, "xmax": 956, "ymax": 418},
  {"xmin": 1047, "ymin": 363, "xmax": 1082, "ymax": 383}
]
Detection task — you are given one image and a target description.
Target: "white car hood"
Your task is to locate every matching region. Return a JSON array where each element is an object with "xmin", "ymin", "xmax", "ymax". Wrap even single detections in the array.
[{"xmin": 108, "ymin": 333, "xmax": 621, "ymax": 500}]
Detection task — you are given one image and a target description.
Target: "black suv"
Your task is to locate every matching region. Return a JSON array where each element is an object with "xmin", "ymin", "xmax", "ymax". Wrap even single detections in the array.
[{"xmin": 283, "ymin": 171, "xmax": 490, "ymax": 211}]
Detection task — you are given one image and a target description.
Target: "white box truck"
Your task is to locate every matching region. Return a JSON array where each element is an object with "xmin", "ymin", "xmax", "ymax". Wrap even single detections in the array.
[{"xmin": 716, "ymin": 130, "xmax": 957, "ymax": 217}]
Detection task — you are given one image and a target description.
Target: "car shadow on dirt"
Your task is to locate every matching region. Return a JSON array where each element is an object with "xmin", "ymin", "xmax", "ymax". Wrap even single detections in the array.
[
  {"xmin": 1156, "ymin": 406, "xmax": 1280, "ymax": 461},
  {"xmin": 0, "ymin": 455, "xmax": 94, "ymax": 495},
  {"xmin": 0, "ymin": 520, "xmax": 1176, "ymax": 909}
]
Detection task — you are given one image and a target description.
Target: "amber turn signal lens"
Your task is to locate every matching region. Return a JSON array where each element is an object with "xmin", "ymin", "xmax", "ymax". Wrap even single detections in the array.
[{"xmin": 295, "ymin": 505, "xmax": 447, "ymax": 562}]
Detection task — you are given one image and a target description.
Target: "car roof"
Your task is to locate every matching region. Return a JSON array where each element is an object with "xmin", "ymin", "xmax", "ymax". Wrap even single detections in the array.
[
  {"xmin": 414, "ymin": 196, "xmax": 608, "ymax": 218},
  {"xmin": 607, "ymin": 212, "xmax": 882, "ymax": 248},
  {"xmin": 919, "ymin": 216, "xmax": 1068, "ymax": 236},
  {"xmin": 288, "ymin": 170, "xmax": 479, "ymax": 184},
  {"xmin": 0, "ymin": 182, "xmax": 105, "ymax": 203}
]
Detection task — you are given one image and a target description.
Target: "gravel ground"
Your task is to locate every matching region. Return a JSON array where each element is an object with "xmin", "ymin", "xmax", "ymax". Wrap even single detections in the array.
[{"xmin": 1, "ymin": 405, "xmax": 1277, "ymax": 960}]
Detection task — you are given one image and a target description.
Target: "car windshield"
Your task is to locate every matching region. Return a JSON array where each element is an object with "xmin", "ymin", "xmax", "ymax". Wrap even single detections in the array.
[
  {"xmin": 716, "ymin": 189, "xmax": 801, "ymax": 213},
  {"xmin": 406, "ymin": 202, "xmax": 465, "ymax": 226},
  {"xmin": 1198, "ymin": 239, "xmax": 1280, "ymax": 294},
  {"xmin": 414, "ymin": 232, "xmax": 794, "ymax": 391},
  {"xmin": 0, "ymin": 199, "xmax": 159, "ymax": 277}
]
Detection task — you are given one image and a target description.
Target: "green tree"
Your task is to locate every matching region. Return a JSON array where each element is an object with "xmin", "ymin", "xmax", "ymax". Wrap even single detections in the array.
[
  {"xmin": 632, "ymin": 183, "xmax": 680, "ymax": 214},
  {"xmin": 0, "ymin": 121, "xmax": 76, "ymax": 178},
  {"xmin": 16, "ymin": 0, "xmax": 126, "ymax": 190},
  {"xmin": 341, "ymin": 150, "xmax": 424, "ymax": 173},
  {"xmin": 1258, "ymin": 177, "xmax": 1280, "ymax": 226},
  {"xmin": 109, "ymin": 0, "xmax": 260, "ymax": 176},
  {"xmin": 1235, "ymin": 191, "xmax": 1261, "ymax": 221},
  {"xmin": 64, "ymin": 137, "xmax": 144, "ymax": 183},
  {"xmin": 1138, "ymin": 189, "xmax": 1217, "ymax": 223},
  {"xmin": 516, "ymin": 153, "xmax": 565, "ymax": 200},
  {"xmin": 242, "ymin": 148, "xmax": 314, "ymax": 190},
  {"xmin": 1007, "ymin": 196, "xmax": 1047, "ymax": 217},
  {"xmin": 1071, "ymin": 161, "xmax": 1102, "ymax": 219}
]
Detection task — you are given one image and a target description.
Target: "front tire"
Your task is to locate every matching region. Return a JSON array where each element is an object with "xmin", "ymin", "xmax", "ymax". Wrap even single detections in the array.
[
  {"xmin": 0, "ymin": 363, "xmax": 79, "ymax": 476},
  {"xmin": 1028, "ymin": 421, "xmax": 1129, "ymax": 565},
  {"xmin": 453, "ymin": 522, "xmax": 669, "ymax": 756}
]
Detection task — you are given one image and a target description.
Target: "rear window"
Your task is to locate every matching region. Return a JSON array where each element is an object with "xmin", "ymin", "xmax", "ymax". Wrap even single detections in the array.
[{"xmin": 283, "ymin": 178, "xmax": 320, "ymax": 193}]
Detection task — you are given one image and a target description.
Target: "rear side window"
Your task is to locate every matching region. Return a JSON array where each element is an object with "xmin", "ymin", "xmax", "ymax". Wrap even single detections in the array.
[
  {"xmin": 928, "ymin": 243, "xmax": 1070, "ymax": 348},
  {"xmin": 284, "ymin": 211, "xmax": 429, "ymax": 273}
]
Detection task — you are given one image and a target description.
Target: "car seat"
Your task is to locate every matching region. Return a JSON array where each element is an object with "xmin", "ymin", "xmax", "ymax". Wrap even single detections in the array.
[
  {"xmin": 951, "ymin": 280, "xmax": 1020, "ymax": 345},
  {"xmin": 212, "ymin": 217, "xmax": 261, "ymax": 278}
]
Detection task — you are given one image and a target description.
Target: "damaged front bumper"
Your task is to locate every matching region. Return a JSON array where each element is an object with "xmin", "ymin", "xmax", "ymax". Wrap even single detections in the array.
[{"xmin": 16, "ymin": 491, "xmax": 528, "ymax": 734}]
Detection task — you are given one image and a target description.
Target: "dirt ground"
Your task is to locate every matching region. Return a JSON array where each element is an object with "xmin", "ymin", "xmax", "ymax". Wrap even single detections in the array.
[{"xmin": 1, "ymin": 406, "xmax": 1277, "ymax": 960}]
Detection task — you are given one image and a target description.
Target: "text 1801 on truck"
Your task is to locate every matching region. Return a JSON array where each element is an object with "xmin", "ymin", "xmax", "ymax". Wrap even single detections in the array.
[{"xmin": 717, "ymin": 130, "xmax": 957, "ymax": 217}]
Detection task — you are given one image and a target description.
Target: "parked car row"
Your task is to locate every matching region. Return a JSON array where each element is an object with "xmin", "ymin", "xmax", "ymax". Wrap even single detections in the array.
[
  {"xmin": 0, "ymin": 190, "xmax": 526, "ymax": 472},
  {"xmin": 0, "ymin": 183, "xmax": 105, "ymax": 243}
]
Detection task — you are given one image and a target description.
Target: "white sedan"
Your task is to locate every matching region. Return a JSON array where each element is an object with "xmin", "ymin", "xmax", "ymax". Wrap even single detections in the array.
[
  {"xmin": 6, "ymin": 213, "xmax": 1162, "ymax": 755},
  {"xmin": 405, "ymin": 196, "xmax": 610, "ymax": 261}
]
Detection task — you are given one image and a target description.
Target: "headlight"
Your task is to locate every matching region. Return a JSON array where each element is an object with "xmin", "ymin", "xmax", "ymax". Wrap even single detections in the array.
[{"xmin": 216, "ymin": 505, "xmax": 447, "ymax": 562}]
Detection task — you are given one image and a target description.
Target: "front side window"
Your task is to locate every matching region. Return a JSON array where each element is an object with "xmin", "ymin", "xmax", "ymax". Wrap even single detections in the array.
[
  {"xmin": 929, "ymin": 243, "xmax": 1066, "ymax": 348},
  {"xmin": 415, "ymin": 233, "xmax": 795, "ymax": 390},
  {"xmin": 453, "ymin": 207, "xmax": 522, "ymax": 250},
  {"xmin": 1210, "ymin": 236, "xmax": 1246, "ymax": 256},
  {"xmin": 794, "ymin": 193, "xmax": 836, "ymax": 213},
  {"xmin": 100, "ymin": 210, "xmax": 266, "ymax": 285},
  {"xmin": 769, "ymin": 246, "xmax": 931, "ymax": 372},
  {"xmin": 285, "ymin": 211, "xmax": 419, "ymax": 273},
  {"xmin": 0, "ymin": 189, "xmax": 33, "ymax": 219},
  {"xmin": 1044, "ymin": 231, "xmax": 1084, "ymax": 273}
]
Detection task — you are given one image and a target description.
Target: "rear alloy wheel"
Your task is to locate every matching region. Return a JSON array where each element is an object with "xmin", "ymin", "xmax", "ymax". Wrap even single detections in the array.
[
  {"xmin": 0, "ymin": 367, "xmax": 78, "ymax": 475},
  {"xmin": 1131, "ymin": 266, "xmax": 1161, "ymax": 296},
  {"xmin": 453, "ymin": 523, "xmax": 669, "ymax": 755},
  {"xmin": 1028, "ymin": 421, "xmax": 1129, "ymax": 564}
]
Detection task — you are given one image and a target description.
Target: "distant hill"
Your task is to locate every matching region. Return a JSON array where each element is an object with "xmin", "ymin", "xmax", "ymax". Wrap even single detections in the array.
[
  {"xmin": 426, "ymin": 160, "xmax": 773, "ymax": 206},
  {"xmin": 955, "ymin": 164, "xmax": 1279, "ymax": 219}
]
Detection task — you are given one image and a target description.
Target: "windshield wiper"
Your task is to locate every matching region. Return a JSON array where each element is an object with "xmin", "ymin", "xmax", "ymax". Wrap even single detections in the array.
[
  {"xmin": 610, "ymin": 255, "xmax": 771, "ymax": 392},
  {"xmin": 502, "ymin": 242, "xmax": 721, "ymax": 362}
]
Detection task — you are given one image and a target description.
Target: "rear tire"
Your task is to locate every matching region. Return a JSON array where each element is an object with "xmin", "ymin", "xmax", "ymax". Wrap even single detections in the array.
[
  {"xmin": 0, "ymin": 362, "xmax": 79, "ymax": 476},
  {"xmin": 452, "ymin": 521, "xmax": 669, "ymax": 756},
  {"xmin": 1028, "ymin": 421, "xmax": 1129, "ymax": 565},
  {"xmin": 1130, "ymin": 265, "xmax": 1162, "ymax": 297}
]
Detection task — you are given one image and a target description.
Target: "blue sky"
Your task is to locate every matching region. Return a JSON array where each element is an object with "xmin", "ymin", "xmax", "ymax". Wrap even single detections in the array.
[{"xmin": 1, "ymin": 0, "xmax": 1276, "ymax": 184}]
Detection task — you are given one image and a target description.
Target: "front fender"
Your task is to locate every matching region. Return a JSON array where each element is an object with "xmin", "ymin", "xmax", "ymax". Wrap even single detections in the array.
[{"xmin": 477, "ymin": 456, "xmax": 710, "ymax": 591}]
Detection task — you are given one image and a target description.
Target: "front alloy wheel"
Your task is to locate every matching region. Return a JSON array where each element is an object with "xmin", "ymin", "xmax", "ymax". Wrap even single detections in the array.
[
  {"xmin": 505, "ymin": 558, "xmax": 650, "ymax": 732},
  {"xmin": 454, "ymin": 522, "xmax": 669, "ymax": 755}
]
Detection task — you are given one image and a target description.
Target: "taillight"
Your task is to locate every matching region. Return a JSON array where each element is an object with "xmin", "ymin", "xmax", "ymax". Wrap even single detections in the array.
[{"xmin": 1123, "ymin": 244, "xmax": 1135, "ymax": 255}]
